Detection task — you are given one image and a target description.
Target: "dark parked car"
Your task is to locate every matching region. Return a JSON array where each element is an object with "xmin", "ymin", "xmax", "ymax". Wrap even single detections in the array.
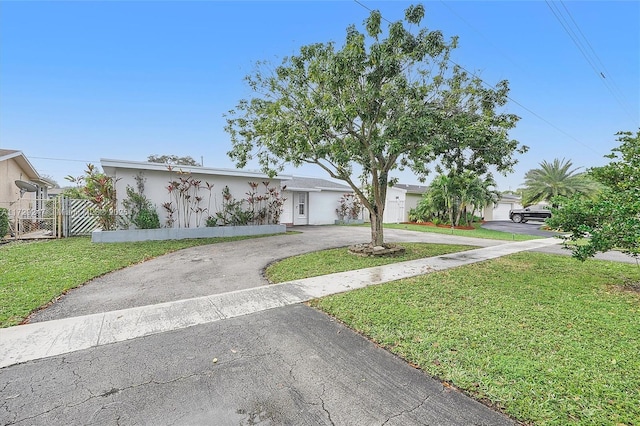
[{"xmin": 509, "ymin": 205, "xmax": 552, "ymax": 223}]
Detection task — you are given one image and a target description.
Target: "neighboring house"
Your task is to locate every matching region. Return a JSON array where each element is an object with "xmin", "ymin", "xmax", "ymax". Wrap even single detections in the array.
[
  {"xmin": 384, "ymin": 183, "xmax": 428, "ymax": 224},
  {"xmin": 483, "ymin": 193, "xmax": 524, "ymax": 221},
  {"xmin": 0, "ymin": 150, "xmax": 50, "ymax": 205},
  {"xmin": 281, "ymin": 177, "xmax": 357, "ymax": 226},
  {"xmin": 0, "ymin": 150, "xmax": 51, "ymax": 228},
  {"xmin": 100, "ymin": 158, "xmax": 292, "ymax": 228},
  {"xmin": 46, "ymin": 188, "xmax": 65, "ymax": 199}
]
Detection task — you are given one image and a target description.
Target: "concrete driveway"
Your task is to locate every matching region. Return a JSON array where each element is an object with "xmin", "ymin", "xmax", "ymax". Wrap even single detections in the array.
[
  {"xmin": 1, "ymin": 226, "xmax": 583, "ymax": 425},
  {"xmin": 26, "ymin": 226, "xmax": 506, "ymax": 322}
]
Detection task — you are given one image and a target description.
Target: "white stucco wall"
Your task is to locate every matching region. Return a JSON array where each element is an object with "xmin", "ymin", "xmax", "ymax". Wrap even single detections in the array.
[
  {"xmin": 309, "ymin": 190, "xmax": 348, "ymax": 225},
  {"xmin": 403, "ymin": 193, "xmax": 423, "ymax": 222},
  {"xmin": 384, "ymin": 186, "xmax": 406, "ymax": 224},
  {"xmin": 281, "ymin": 189, "xmax": 350, "ymax": 225},
  {"xmin": 110, "ymin": 167, "xmax": 283, "ymax": 228},
  {"xmin": 1, "ymin": 158, "xmax": 29, "ymax": 207}
]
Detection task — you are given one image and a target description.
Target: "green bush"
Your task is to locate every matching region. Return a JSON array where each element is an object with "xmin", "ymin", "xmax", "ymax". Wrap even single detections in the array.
[
  {"xmin": 0, "ymin": 208, "xmax": 8, "ymax": 238},
  {"xmin": 134, "ymin": 207, "xmax": 161, "ymax": 229}
]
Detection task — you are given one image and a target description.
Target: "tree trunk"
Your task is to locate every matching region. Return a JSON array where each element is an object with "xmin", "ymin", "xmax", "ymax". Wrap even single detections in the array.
[
  {"xmin": 455, "ymin": 204, "xmax": 463, "ymax": 227},
  {"xmin": 448, "ymin": 202, "xmax": 455, "ymax": 227},
  {"xmin": 370, "ymin": 209, "xmax": 384, "ymax": 247},
  {"xmin": 369, "ymin": 171, "xmax": 387, "ymax": 247}
]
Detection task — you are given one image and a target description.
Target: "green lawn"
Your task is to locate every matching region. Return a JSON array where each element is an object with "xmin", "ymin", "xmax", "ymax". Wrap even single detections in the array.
[
  {"xmin": 384, "ymin": 222, "xmax": 543, "ymax": 241},
  {"xmin": 265, "ymin": 242, "xmax": 476, "ymax": 283},
  {"xmin": 0, "ymin": 234, "xmax": 283, "ymax": 327},
  {"xmin": 307, "ymin": 252, "xmax": 640, "ymax": 425}
]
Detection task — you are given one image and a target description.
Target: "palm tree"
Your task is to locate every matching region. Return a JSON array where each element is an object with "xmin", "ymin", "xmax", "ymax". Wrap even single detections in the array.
[
  {"xmin": 453, "ymin": 172, "xmax": 501, "ymax": 226},
  {"xmin": 412, "ymin": 172, "xmax": 499, "ymax": 226},
  {"xmin": 429, "ymin": 174, "xmax": 457, "ymax": 225},
  {"xmin": 522, "ymin": 158, "xmax": 600, "ymax": 206},
  {"xmin": 465, "ymin": 174, "xmax": 500, "ymax": 225}
]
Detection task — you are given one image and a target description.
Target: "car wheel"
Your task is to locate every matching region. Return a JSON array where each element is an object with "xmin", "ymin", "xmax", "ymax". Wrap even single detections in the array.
[{"xmin": 512, "ymin": 214, "xmax": 523, "ymax": 223}]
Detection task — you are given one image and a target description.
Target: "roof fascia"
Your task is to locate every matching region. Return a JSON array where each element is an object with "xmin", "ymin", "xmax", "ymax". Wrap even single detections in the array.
[{"xmin": 100, "ymin": 158, "xmax": 292, "ymax": 180}]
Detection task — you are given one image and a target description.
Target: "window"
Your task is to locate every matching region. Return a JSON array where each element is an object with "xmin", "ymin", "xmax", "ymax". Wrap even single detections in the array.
[{"xmin": 298, "ymin": 193, "xmax": 305, "ymax": 215}]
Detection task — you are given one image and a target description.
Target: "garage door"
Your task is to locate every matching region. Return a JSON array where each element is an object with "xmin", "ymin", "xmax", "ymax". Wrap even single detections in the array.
[{"xmin": 492, "ymin": 203, "xmax": 514, "ymax": 221}]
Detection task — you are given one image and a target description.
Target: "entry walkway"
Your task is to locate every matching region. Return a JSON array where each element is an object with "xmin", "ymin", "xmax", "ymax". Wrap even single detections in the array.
[{"xmin": 0, "ymin": 237, "xmax": 561, "ymax": 369}]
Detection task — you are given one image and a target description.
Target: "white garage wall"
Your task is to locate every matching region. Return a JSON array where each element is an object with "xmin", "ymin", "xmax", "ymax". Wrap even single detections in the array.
[
  {"xmin": 309, "ymin": 190, "xmax": 348, "ymax": 225},
  {"xmin": 403, "ymin": 193, "xmax": 423, "ymax": 222},
  {"xmin": 383, "ymin": 186, "xmax": 406, "ymax": 224},
  {"xmin": 484, "ymin": 200, "xmax": 523, "ymax": 221}
]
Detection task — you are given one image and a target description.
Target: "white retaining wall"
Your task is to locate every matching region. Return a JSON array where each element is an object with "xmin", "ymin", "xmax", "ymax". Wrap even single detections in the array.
[{"xmin": 92, "ymin": 224, "xmax": 286, "ymax": 243}]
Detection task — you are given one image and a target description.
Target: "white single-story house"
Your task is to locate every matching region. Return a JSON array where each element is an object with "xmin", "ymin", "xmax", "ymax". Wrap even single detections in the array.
[
  {"xmin": 101, "ymin": 159, "xmax": 367, "ymax": 228},
  {"xmin": 281, "ymin": 176, "xmax": 357, "ymax": 226},
  {"xmin": 104, "ymin": 158, "xmax": 526, "ymax": 227},
  {"xmin": 483, "ymin": 193, "xmax": 524, "ymax": 221},
  {"xmin": 100, "ymin": 158, "xmax": 292, "ymax": 228}
]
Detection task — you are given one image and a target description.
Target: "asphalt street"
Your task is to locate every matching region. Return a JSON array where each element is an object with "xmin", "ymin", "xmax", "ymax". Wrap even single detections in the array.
[
  {"xmin": 1, "ymin": 305, "xmax": 514, "ymax": 426},
  {"xmin": 480, "ymin": 220, "xmax": 558, "ymax": 237}
]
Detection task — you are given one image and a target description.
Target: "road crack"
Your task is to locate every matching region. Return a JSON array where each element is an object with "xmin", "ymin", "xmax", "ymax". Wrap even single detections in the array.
[{"xmin": 381, "ymin": 393, "xmax": 432, "ymax": 425}]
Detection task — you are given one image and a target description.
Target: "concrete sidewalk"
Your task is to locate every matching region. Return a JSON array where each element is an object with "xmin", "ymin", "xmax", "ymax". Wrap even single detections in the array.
[{"xmin": 0, "ymin": 237, "xmax": 561, "ymax": 369}]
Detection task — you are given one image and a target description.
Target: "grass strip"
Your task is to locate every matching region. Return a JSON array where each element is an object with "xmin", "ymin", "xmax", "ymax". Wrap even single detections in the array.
[
  {"xmin": 310, "ymin": 252, "xmax": 640, "ymax": 425},
  {"xmin": 266, "ymin": 242, "xmax": 476, "ymax": 283},
  {"xmin": 0, "ymin": 234, "xmax": 283, "ymax": 327}
]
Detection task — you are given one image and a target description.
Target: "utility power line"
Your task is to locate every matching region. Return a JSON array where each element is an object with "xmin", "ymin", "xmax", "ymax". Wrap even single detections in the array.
[{"xmin": 545, "ymin": 0, "xmax": 637, "ymax": 125}]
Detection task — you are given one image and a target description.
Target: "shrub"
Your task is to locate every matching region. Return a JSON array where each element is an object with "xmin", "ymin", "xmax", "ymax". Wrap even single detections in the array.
[
  {"xmin": 135, "ymin": 208, "xmax": 161, "ymax": 229},
  {"xmin": 336, "ymin": 193, "xmax": 362, "ymax": 220},
  {"xmin": 66, "ymin": 164, "xmax": 119, "ymax": 231},
  {"xmin": 121, "ymin": 173, "xmax": 160, "ymax": 230},
  {"xmin": 0, "ymin": 208, "xmax": 9, "ymax": 238}
]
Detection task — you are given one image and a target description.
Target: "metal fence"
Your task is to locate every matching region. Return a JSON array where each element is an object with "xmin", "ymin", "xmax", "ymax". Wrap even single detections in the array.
[
  {"xmin": 1, "ymin": 198, "xmax": 60, "ymax": 239},
  {"xmin": 1, "ymin": 198, "xmax": 101, "ymax": 239}
]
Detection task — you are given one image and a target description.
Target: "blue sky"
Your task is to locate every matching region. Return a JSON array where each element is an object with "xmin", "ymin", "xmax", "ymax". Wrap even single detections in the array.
[{"xmin": 1, "ymin": 1, "xmax": 638, "ymax": 191}]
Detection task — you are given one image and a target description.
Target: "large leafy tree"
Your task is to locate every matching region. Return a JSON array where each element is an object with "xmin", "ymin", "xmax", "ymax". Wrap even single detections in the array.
[
  {"xmin": 225, "ymin": 5, "xmax": 524, "ymax": 246},
  {"xmin": 547, "ymin": 130, "xmax": 640, "ymax": 261},
  {"xmin": 521, "ymin": 158, "xmax": 599, "ymax": 206}
]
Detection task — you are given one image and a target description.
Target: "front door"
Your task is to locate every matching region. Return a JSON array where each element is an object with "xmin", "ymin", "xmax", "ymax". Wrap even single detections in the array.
[{"xmin": 293, "ymin": 192, "xmax": 308, "ymax": 225}]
